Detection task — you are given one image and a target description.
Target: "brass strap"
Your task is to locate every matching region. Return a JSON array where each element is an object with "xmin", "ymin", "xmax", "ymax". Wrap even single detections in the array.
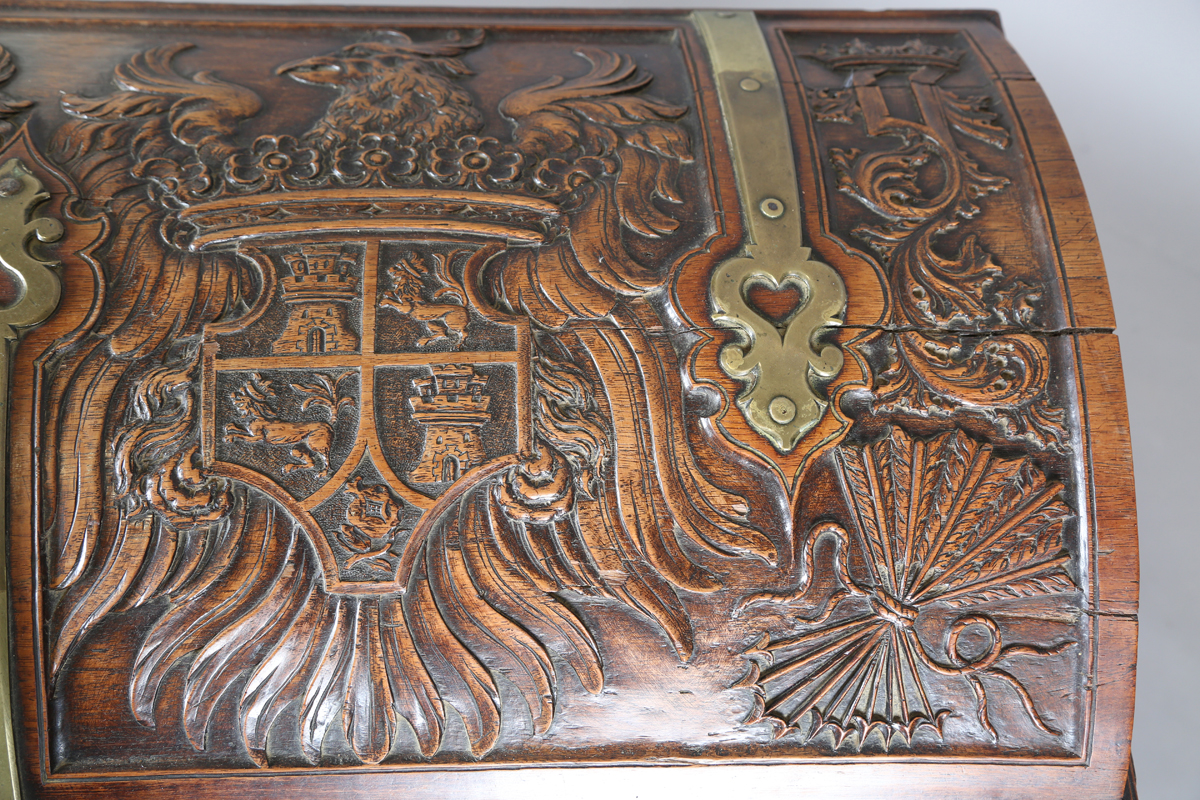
[
  {"xmin": 0, "ymin": 157, "xmax": 64, "ymax": 799},
  {"xmin": 693, "ymin": 11, "xmax": 846, "ymax": 454}
]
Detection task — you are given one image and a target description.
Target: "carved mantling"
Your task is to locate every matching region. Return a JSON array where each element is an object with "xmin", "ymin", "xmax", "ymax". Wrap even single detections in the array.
[{"xmin": 20, "ymin": 21, "xmax": 1088, "ymax": 773}]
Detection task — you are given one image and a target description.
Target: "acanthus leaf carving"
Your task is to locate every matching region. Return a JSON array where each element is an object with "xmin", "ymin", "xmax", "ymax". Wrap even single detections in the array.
[
  {"xmin": 31, "ymin": 21, "xmax": 1090, "ymax": 771},
  {"xmin": 806, "ymin": 39, "xmax": 1067, "ymax": 452}
]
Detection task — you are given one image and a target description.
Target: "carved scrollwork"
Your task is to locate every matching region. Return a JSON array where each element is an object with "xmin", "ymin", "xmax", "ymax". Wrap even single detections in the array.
[
  {"xmin": 0, "ymin": 45, "xmax": 32, "ymax": 146},
  {"xmin": 28, "ymin": 20, "xmax": 1093, "ymax": 772},
  {"xmin": 805, "ymin": 38, "xmax": 1066, "ymax": 451}
]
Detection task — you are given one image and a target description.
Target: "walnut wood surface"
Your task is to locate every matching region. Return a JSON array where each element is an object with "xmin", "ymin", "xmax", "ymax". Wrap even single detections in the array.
[{"xmin": 0, "ymin": 3, "xmax": 1135, "ymax": 798}]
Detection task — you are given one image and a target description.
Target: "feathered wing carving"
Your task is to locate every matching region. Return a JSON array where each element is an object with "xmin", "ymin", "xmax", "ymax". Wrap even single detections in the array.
[
  {"xmin": 43, "ymin": 43, "xmax": 264, "ymax": 679},
  {"xmin": 121, "ymin": 474, "xmax": 606, "ymax": 764},
  {"xmin": 491, "ymin": 47, "xmax": 789, "ymax": 571},
  {"xmin": 500, "ymin": 47, "xmax": 694, "ymax": 288},
  {"xmin": 42, "ymin": 40, "xmax": 791, "ymax": 766}
]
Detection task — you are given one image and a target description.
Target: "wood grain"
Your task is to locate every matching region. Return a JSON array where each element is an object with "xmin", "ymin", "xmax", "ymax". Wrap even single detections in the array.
[{"xmin": 0, "ymin": 3, "xmax": 1135, "ymax": 798}]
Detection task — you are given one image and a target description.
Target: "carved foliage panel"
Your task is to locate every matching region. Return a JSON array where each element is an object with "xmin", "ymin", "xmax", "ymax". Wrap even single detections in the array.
[
  {"xmin": 0, "ymin": 11, "xmax": 1097, "ymax": 781},
  {"xmin": 780, "ymin": 29, "xmax": 1074, "ymax": 454}
]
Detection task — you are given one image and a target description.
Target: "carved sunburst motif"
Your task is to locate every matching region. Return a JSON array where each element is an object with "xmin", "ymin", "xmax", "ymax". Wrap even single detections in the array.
[{"xmin": 747, "ymin": 426, "xmax": 1077, "ymax": 749}]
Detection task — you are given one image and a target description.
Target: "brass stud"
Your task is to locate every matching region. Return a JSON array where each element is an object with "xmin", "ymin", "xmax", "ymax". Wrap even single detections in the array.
[
  {"xmin": 739, "ymin": 77, "xmax": 761, "ymax": 92},
  {"xmin": 760, "ymin": 197, "xmax": 784, "ymax": 218},
  {"xmin": 769, "ymin": 396, "xmax": 796, "ymax": 424}
]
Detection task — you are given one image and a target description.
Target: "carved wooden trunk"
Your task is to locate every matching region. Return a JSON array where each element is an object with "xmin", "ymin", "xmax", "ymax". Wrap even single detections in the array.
[{"xmin": 0, "ymin": 3, "xmax": 1137, "ymax": 798}]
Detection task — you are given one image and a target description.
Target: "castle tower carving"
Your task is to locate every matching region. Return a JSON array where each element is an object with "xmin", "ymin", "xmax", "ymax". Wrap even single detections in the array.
[
  {"xmin": 272, "ymin": 243, "xmax": 360, "ymax": 354},
  {"xmin": 408, "ymin": 365, "xmax": 491, "ymax": 483}
]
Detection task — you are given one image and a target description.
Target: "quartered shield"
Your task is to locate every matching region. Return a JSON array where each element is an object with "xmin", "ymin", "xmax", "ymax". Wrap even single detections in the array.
[
  {"xmin": 202, "ymin": 233, "xmax": 531, "ymax": 592},
  {"xmin": 20, "ymin": 14, "xmax": 1107, "ymax": 785}
]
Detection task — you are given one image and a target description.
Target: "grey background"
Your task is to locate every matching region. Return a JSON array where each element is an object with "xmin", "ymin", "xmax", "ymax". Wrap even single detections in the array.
[{"xmin": 89, "ymin": 0, "xmax": 1200, "ymax": 796}]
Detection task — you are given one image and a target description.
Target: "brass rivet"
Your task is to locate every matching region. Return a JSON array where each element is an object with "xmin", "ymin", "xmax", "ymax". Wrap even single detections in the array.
[
  {"xmin": 739, "ymin": 78, "xmax": 761, "ymax": 92},
  {"xmin": 716, "ymin": 11, "xmax": 737, "ymax": 18},
  {"xmin": 769, "ymin": 396, "xmax": 796, "ymax": 424},
  {"xmin": 760, "ymin": 197, "xmax": 784, "ymax": 219},
  {"xmin": 0, "ymin": 178, "xmax": 22, "ymax": 197}
]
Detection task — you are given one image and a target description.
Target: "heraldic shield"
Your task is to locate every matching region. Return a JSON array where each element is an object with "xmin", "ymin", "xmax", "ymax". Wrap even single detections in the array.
[
  {"xmin": 33, "ymin": 20, "xmax": 1089, "ymax": 772},
  {"xmin": 203, "ymin": 237, "xmax": 528, "ymax": 591}
]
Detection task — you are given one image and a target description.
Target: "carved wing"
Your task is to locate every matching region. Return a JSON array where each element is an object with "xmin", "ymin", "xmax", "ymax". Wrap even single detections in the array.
[
  {"xmin": 119, "ymin": 480, "xmax": 606, "ymax": 763},
  {"xmin": 501, "ymin": 47, "xmax": 693, "ymax": 240},
  {"xmin": 481, "ymin": 50, "xmax": 799, "ymax": 636},
  {"xmin": 43, "ymin": 46, "xmax": 265, "ymax": 680},
  {"xmin": 60, "ymin": 42, "xmax": 262, "ymax": 162},
  {"xmin": 42, "ymin": 41, "xmax": 796, "ymax": 768}
]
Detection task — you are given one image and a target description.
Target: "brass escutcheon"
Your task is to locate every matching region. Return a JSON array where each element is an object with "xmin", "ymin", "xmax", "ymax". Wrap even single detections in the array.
[{"xmin": 693, "ymin": 11, "xmax": 847, "ymax": 454}]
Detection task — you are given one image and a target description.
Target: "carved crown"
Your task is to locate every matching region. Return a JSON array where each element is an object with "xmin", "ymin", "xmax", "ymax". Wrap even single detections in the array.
[
  {"xmin": 97, "ymin": 34, "xmax": 691, "ymax": 251},
  {"xmin": 175, "ymin": 184, "xmax": 563, "ymax": 251},
  {"xmin": 812, "ymin": 37, "xmax": 964, "ymax": 70},
  {"xmin": 408, "ymin": 365, "xmax": 491, "ymax": 426},
  {"xmin": 278, "ymin": 243, "xmax": 358, "ymax": 301}
]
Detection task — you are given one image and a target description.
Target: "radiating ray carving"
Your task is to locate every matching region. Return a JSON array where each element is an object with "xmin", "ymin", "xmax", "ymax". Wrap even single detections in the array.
[{"xmin": 746, "ymin": 426, "xmax": 1078, "ymax": 749}]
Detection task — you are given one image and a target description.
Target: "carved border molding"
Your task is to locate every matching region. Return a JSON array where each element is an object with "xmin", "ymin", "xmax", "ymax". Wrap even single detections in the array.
[{"xmin": 0, "ymin": 43, "xmax": 64, "ymax": 797}]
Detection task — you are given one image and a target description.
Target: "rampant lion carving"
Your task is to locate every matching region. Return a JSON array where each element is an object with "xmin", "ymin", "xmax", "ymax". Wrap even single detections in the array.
[
  {"xmin": 379, "ymin": 250, "xmax": 469, "ymax": 348},
  {"xmin": 43, "ymin": 30, "xmax": 785, "ymax": 767}
]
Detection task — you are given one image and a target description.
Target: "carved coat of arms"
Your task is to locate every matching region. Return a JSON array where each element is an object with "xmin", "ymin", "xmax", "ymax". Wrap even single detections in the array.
[
  {"xmin": 208, "ymin": 235, "xmax": 524, "ymax": 588},
  {"xmin": 29, "ymin": 25, "xmax": 1084, "ymax": 771},
  {"xmin": 42, "ymin": 30, "xmax": 748, "ymax": 764}
]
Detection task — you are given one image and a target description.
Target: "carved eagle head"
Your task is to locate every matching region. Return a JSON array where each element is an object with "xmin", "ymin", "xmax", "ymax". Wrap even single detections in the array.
[{"xmin": 276, "ymin": 30, "xmax": 484, "ymax": 149}]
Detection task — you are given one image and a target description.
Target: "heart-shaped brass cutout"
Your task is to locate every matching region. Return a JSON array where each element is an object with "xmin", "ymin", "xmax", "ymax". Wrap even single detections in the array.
[
  {"xmin": 710, "ymin": 251, "xmax": 846, "ymax": 454},
  {"xmin": 746, "ymin": 281, "xmax": 803, "ymax": 326}
]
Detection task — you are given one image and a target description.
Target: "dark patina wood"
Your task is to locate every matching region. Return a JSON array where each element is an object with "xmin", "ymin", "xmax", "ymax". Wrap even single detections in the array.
[{"xmin": 0, "ymin": 3, "xmax": 1135, "ymax": 798}]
